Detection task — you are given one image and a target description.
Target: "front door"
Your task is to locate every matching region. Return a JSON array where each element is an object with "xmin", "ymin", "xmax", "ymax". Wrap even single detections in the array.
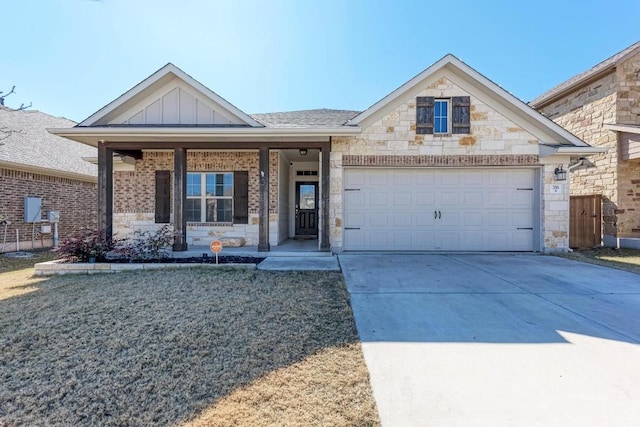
[{"xmin": 295, "ymin": 182, "xmax": 318, "ymax": 236}]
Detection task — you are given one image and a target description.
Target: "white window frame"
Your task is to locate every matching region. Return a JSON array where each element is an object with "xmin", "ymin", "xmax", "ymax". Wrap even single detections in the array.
[
  {"xmin": 186, "ymin": 172, "xmax": 233, "ymax": 223},
  {"xmin": 433, "ymin": 99, "xmax": 450, "ymax": 134}
]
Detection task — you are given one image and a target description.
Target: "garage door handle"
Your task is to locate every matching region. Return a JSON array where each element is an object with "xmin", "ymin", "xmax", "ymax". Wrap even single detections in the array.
[
  {"xmin": 517, "ymin": 227, "xmax": 533, "ymax": 230},
  {"xmin": 434, "ymin": 210, "xmax": 437, "ymax": 219},
  {"xmin": 344, "ymin": 188, "xmax": 360, "ymax": 191},
  {"xmin": 345, "ymin": 227, "xmax": 360, "ymax": 230},
  {"xmin": 438, "ymin": 210, "xmax": 441, "ymax": 219}
]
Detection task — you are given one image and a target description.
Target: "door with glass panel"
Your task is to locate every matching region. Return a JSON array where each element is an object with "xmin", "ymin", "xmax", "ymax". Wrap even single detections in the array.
[{"xmin": 295, "ymin": 182, "xmax": 318, "ymax": 236}]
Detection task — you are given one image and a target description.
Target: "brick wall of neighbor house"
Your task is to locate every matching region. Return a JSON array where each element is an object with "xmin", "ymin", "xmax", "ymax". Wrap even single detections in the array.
[
  {"xmin": 0, "ymin": 168, "xmax": 97, "ymax": 252},
  {"xmin": 615, "ymin": 52, "xmax": 640, "ymax": 238},
  {"xmin": 113, "ymin": 150, "xmax": 280, "ymax": 247},
  {"xmin": 330, "ymin": 76, "xmax": 568, "ymax": 252},
  {"xmin": 536, "ymin": 72, "xmax": 618, "ymax": 241}
]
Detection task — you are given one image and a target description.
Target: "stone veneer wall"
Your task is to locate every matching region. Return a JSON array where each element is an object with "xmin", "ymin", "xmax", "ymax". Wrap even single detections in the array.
[
  {"xmin": 537, "ymin": 50, "xmax": 640, "ymax": 241},
  {"xmin": 330, "ymin": 75, "xmax": 568, "ymax": 252},
  {"xmin": 113, "ymin": 150, "xmax": 280, "ymax": 247},
  {"xmin": 0, "ymin": 168, "xmax": 97, "ymax": 252},
  {"xmin": 537, "ymin": 72, "xmax": 617, "ymax": 241},
  {"xmin": 615, "ymin": 52, "xmax": 640, "ymax": 238}
]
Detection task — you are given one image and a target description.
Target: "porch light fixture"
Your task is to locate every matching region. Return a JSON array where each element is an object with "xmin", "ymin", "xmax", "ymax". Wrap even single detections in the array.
[
  {"xmin": 299, "ymin": 149, "xmax": 308, "ymax": 156},
  {"xmin": 554, "ymin": 165, "xmax": 567, "ymax": 181}
]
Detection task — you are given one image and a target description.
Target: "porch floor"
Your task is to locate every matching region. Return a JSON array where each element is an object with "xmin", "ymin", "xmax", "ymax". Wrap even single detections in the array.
[{"xmin": 171, "ymin": 238, "xmax": 332, "ymax": 258}]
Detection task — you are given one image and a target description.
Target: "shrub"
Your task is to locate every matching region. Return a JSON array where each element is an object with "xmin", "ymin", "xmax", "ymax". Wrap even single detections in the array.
[{"xmin": 53, "ymin": 230, "xmax": 114, "ymax": 262}]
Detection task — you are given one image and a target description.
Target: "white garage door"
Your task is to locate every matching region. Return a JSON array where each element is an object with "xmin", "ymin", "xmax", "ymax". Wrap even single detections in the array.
[{"xmin": 343, "ymin": 168, "xmax": 537, "ymax": 251}]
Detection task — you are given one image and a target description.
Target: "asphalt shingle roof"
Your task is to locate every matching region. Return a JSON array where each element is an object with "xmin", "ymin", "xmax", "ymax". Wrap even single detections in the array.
[
  {"xmin": 530, "ymin": 41, "xmax": 640, "ymax": 107},
  {"xmin": 0, "ymin": 107, "xmax": 97, "ymax": 179},
  {"xmin": 250, "ymin": 109, "xmax": 361, "ymax": 128}
]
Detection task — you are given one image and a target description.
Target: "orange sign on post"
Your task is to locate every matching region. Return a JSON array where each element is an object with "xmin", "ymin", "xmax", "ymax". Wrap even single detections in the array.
[
  {"xmin": 210, "ymin": 240, "xmax": 222, "ymax": 264},
  {"xmin": 210, "ymin": 240, "xmax": 222, "ymax": 253}
]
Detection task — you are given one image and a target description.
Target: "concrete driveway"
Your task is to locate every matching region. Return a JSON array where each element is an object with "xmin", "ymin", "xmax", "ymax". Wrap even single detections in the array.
[{"xmin": 340, "ymin": 254, "xmax": 640, "ymax": 426}]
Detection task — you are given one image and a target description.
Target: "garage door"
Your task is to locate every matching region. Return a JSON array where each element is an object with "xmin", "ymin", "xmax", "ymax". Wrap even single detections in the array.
[{"xmin": 343, "ymin": 168, "xmax": 536, "ymax": 251}]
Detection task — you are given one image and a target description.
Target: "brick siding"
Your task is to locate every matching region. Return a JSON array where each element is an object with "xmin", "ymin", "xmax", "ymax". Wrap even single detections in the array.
[{"xmin": 0, "ymin": 168, "xmax": 97, "ymax": 250}]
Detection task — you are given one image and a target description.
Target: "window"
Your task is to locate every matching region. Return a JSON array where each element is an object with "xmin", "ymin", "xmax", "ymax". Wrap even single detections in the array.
[
  {"xmin": 434, "ymin": 99, "xmax": 449, "ymax": 134},
  {"xmin": 186, "ymin": 172, "xmax": 233, "ymax": 222},
  {"xmin": 416, "ymin": 96, "xmax": 470, "ymax": 135}
]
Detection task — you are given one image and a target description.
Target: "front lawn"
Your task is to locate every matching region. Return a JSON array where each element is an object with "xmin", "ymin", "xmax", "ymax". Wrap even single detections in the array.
[
  {"xmin": 558, "ymin": 247, "xmax": 640, "ymax": 274},
  {"xmin": 0, "ymin": 268, "xmax": 380, "ymax": 426}
]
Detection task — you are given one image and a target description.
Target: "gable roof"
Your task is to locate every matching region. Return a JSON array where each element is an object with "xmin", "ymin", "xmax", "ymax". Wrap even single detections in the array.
[
  {"xmin": 530, "ymin": 41, "xmax": 640, "ymax": 108},
  {"xmin": 348, "ymin": 54, "xmax": 591, "ymax": 148},
  {"xmin": 0, "ymin": 107, "xmax": 97, "ymax": 181},
  {"xmin": 251, "ymin": 109, "xmax": 360, "ymax": 128},
  {"xmin": 78, "ymin": 63, "xmax": 263, "ymax": 127}
]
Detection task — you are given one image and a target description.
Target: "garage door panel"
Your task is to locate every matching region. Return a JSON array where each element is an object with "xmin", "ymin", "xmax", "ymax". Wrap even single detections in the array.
[
  {"xmin": 463, "ymin": 212, "xmax": 483, "ymax": 227},
  {"xmin": 345, "ymin": 211, "xmax": 366, "ymax": 227},
  {"xmin": 463, "ymin": 171, "xmax": 483, "ymax": 186},
  {"xmin": 370, "ymin": 174, "xmax": 389, "ymax": 186},
  {"xmin": 513, "ymin": 190, "xmax": 534, "ymax": 206},
  {"xmin": 489, "ymin": 191, "xmax": 508, "ymax": 206},
  {"xmin": 343, "ymin": 168, "xmax": 536, "ymax": 251},
  {"xmin": 441, "ymin": 192, "xmax": 460, "ymax": 206},
  {"xmin": 441, "ymin": 172, "xmax": 461, "ymax": 185},
  {"xmin": 393, "ymin": 172, "xmax": 412, "ymax": 185},
  {"xmin": 370, "ymin": 212, "xmax": 388, "ymax": 227},
  {"xmin": 370, "ymin": 192, "xmax": 389, "ymax": 206},
  {"xmin": 512, "ymin": 211, "xmax": 533, "ymax": 227},
  {"xmin": 345, "ymin": 191, "xmax": 365, "ymax": 206},
  {"xmin": 464, "ymin": 192, "xmax": 483, "ymax": 206},
  {"xmin": 394, "ymin": 192, "xmax": 412, "ymax": 206},
  {"xmin": 416, "ymin": 191, "xmax": 435, "ymax": 206},
  {"xmin": 393, "ymin": 212, "xmax": 412, "ymax": 227}
]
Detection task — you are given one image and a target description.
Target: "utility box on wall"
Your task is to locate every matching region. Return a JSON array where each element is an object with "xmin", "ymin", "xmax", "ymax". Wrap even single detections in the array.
[
  {"xmin": 24, "ymin": 197, "xmax": 42, "ymax": 223},
  {"xmin": 48, "ymin": 211, "xmax": 60, "ymax": 223}
]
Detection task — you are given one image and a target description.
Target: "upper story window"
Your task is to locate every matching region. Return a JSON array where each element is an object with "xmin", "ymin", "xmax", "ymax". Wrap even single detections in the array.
[
  {"xmin": 186, "ymin": 172, "xmax": 233, "ymax": 223},
  {"xmin": 434, "ymin": 99, "xmax": 449, "ymax": 134},
  {"xmin": 416, "ymin": 96, "xmax": 471, "ymax": 135}
]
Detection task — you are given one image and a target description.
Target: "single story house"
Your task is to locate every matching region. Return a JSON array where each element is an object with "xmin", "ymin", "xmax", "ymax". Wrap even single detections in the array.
[
  {"xmin": 49, "ymin": 55, "xmax": 603, "ymax": 253},
  {"xmin": 0, "ymin": 106, "xmax": 97, "ymax": 252},
  {"xmin": 531, "ymin": 41, "xmax": 640, "ymax": 249}
]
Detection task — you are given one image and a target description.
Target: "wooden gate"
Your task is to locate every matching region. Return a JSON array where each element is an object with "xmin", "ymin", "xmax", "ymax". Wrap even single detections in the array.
[{"xmin": 569, "ymin": 195, "xmax": 602, "ymax": 249}]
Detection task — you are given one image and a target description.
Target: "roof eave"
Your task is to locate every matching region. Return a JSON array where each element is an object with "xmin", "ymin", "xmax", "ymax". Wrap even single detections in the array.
[
  {"xmin": 604, "ymin": 123, "xmax": 640, "ymax": 134},
  {"xmin": 0, "ymin": 160, "xmax": 98, "ymax": 182},
  {"xmin": 529, "ymin": 66, "xmax": 616, "ymax": 109},
  {"xmin": 48, "ymin": 126, "xmax": 361, "ymax": 146}
]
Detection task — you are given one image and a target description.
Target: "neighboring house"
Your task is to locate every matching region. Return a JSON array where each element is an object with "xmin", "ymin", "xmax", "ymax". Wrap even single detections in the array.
[
  {"xmin": 49, "ymin": 56, "xmax": 602, "ymax": 254},
  {"xmin": 531, "ymin": 41, "xmax": 640, "ymax": 249},
  {"xmin": 0, "ymin": 106, "xmax": 97, "ymax": 252}
]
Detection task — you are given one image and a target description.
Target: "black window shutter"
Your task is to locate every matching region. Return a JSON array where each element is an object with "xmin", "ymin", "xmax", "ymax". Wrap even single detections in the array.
[
  {"xmin": 452, "ymin": 96, "xmax": 471, "ymax": 134},
  {"xmin": 416, "ymin": 96, "xmax": 434, "ymax": 134},
  {"xmin": 155, "ymin": 170, "xmax": 171, "ymax": 223},
  {"xmin": 233, "ymin": 171, "xmax": 249, "ymax": 224}
]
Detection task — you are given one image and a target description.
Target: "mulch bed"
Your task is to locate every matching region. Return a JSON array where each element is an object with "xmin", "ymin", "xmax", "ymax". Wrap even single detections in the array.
[{"xmin": 106, "ymin": 256, "xmax": 265, "ymax": 264}]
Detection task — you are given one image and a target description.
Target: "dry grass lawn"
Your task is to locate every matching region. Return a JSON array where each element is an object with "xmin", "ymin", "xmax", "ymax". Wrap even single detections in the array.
[
  {"xmin": 0, "ymin": 250, "xmax": 59, "ymax": 300},
  {"xmin": 558, "ymin": 247, "xmax": 640, "ymax": 274},
  {"xmin": 0, "ymin": 267, "xmax": 380, "ymax": 426}
]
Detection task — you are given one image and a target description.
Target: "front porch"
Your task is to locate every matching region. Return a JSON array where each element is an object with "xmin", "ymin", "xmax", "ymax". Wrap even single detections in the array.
[
  {"xmin": 170, "ymin": 237, "xmax": 333, "ymax": 258},
  {"xmin": 98, "ymin": 142, "xmax": 332, "ymax": 253}
]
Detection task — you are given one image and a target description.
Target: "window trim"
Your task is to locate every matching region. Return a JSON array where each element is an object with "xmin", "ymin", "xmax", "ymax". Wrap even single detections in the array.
[{"xmin": 186, "ymin": 172, "xmax": 234, "ymax": 223}]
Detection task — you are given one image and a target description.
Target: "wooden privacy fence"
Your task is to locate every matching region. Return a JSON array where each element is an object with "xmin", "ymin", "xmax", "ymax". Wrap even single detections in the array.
[{"xmin": 569, "ymin": 195, "xmax": 602, "ymax": 249}]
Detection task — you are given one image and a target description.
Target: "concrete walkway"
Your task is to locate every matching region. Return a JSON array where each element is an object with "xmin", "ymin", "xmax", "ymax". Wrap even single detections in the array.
[
  {"xmin": 258, "ymin": 256, "xmax": 340, "ymax": 271},
  {"xmin": 340, "ymin": 253, "xmax": 640, "ymax": 426}
]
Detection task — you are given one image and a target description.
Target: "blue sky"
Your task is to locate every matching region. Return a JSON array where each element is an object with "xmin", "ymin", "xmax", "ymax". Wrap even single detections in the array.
[{"xmin": 2, "ymin": 0, "xmax": 639, "ymax": 122}]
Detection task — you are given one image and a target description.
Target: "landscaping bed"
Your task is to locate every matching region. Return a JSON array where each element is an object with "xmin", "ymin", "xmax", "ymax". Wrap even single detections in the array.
[{"xmin": 0, "ymin": 268, "xmax": 380, "ymax": 426}]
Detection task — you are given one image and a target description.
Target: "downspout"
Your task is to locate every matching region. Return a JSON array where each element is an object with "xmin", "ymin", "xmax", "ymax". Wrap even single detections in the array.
[{"xmin": 568, "ymin": 158, "xmax": 585, "ymax": 172}]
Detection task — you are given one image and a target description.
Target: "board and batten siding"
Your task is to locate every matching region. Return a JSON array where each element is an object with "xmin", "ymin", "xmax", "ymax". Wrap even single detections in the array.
[{"xmin": 119, "ymin": 83, "xmax": 241, "ymax": 125}]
